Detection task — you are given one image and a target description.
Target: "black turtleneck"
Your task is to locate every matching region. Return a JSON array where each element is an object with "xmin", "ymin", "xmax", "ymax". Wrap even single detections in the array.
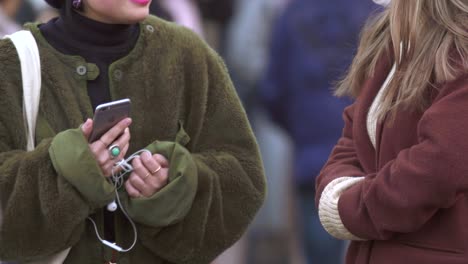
[
  {"xmin": 39, "ymin": 10, "xmax": 139, "ymax": 243},
  {"xmin": 39, "ymin": 9, "xmax": 140, "ymax": 110}
]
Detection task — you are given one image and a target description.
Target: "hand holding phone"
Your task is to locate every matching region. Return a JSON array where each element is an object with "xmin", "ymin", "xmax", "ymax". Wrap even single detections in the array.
[
  {"xmin": 81, "ymin": 98, "xmax": 132, "ymax": 177},
  {"xmin": 88, "ymin": 98, "xmax": 131, "ymax": 143}
]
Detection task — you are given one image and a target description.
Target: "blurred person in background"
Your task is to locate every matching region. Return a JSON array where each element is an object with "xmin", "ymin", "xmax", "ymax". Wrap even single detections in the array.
[
  {"xmin": 259, "ymin": 0, "xmax": 375, "ymax": 263},
  {"xmin": 197, "ymin": 0, "xmax": 233, "ymax": 28},
  {"xmin": 316, "ymin": 0, "xmax": 468, "ymax": 263},
  {"xmin": 195, "ymin": 0, "xmax": 234, "ymax": 52},
  {"xmin": 149, "ymin": 0, "xmax": 170, "ymax": 20},
  {"xmin": 5, "ymin": 0, "xmax": 59, "ymax": 26},
  {"xmin": 216, "ymin": 0, "xmax": 292, "ymax": 263},
  {"xmin": 150, "ymin": 0, "xmax": 203, "ymax": 37},
  {"xmin": 0, "ymin": 0, "xmax": 21, "ymax": 37},
  {"xmin": 225, "ymin": 0, "xmax": 289, "ymax": 113},
  {"xmin": 27, "ymin": 0, "xmax": 58, "ymax": 22}
]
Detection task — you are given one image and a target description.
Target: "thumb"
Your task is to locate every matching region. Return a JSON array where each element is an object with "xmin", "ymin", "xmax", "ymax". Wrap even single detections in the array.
[{"xmin": 81, "ymin": 118, "xmax": 93, "ymax": 139}]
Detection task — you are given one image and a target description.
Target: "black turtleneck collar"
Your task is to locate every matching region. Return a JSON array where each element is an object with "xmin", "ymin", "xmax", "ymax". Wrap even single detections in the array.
[
  {"xmin": 39, "ymin": 8, "xmax": 141, "ymax": 113},
  {"xmin": 39, "ymin": 8, "xmax": 139, "ymax": 62}
]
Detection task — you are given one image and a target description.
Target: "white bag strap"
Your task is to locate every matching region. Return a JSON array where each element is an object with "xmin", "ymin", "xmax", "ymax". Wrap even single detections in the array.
[
  {"xmin": 2, "ymin": 31, "xmax": 71, "ymax": 264},
  {"xmin": 5, "ymin": 30, "xmax": 41, "ymax": 151}
]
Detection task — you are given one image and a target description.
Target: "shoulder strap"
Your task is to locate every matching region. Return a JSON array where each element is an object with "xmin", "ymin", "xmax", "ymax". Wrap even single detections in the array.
[
  {"xmin": 4, "ymin": 30, "xmax": 41, "ymax": 151},
  {"xmin": 2, "ymin": 31, "xmax": 71, "ymax": 264}
]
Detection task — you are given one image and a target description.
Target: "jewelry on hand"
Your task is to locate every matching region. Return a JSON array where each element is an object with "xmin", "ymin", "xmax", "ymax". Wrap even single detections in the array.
[
  {"xmin": 143, "ymin": 166, "xmax": 161, "ymax": 180},
  {"xmin": 152, "ymin": 166, "xmax": 162, "ymax": 175},
  {"xmin": 108, "ymin": 144, "xmax": 121, "ymax": 159}
]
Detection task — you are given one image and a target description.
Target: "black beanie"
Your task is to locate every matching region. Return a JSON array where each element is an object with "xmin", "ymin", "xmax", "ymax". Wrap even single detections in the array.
[{"xmin": 44, "ymin": 0, "xmax": 63, "ymax": 8}]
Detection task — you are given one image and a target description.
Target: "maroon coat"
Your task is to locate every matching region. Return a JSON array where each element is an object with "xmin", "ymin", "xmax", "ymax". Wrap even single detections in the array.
[{"xmin": 316, "ymin": 55, "xmax": 468, "ymax": 264}]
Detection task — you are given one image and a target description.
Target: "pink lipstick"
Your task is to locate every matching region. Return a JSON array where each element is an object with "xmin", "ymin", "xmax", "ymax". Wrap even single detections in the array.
[{"xmin": 130, "ymin": 0, "xmax": 150, "ymax": 5}]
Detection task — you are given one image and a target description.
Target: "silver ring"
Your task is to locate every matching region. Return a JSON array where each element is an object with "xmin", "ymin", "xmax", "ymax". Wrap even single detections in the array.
[{"xmin": 108, "ymin": 144, "xmax": 121, "ymax": 159}]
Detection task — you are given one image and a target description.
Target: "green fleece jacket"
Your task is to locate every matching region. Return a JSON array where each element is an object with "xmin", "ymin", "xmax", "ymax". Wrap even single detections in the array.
[{"xmin": 0, "ymin": 16, "xmax": 266, "ymax": 264}]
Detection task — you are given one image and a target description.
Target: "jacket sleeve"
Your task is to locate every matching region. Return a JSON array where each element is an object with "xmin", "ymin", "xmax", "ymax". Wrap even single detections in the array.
[
  {"xmin": 0, "ymin": 40, "xmax": 114, "ymax": 261},
  {"xmin": 314, "ymin": 102, "xmax": 369, "ymax": 240},
  {"xmin": 122, "ymin": 131, "xmax": 198, "ymax": 228},
  {"xmin": 131, "ymin": 51, "xmax": 266, "ymax": 263},
  {"xmin": 337, "ymin": 76, "xmax": 468, "ymax": 240}
]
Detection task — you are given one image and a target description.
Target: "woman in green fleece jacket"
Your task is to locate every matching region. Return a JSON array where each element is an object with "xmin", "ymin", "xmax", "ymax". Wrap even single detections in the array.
[{"xmin": 0, "ymin": 0, "xmax": 266, "ymax": 263}]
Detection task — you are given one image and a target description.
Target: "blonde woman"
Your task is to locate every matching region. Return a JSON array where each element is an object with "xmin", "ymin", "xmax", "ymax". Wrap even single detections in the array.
[{"xmin": 316, "ymin": 1, "xmax": 468, "ymax": 263}]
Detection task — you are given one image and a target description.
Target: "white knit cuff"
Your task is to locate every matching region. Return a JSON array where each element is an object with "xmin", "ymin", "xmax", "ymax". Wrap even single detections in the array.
[{"xmin": 319, "ymin": 176, "xmax": 366, "ymax": 241}]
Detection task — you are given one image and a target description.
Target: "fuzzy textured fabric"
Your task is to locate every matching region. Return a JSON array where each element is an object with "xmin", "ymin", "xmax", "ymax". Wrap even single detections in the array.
[{"xmin": 0, "ymin": 16, "xmax": 266, "ymax": 263}]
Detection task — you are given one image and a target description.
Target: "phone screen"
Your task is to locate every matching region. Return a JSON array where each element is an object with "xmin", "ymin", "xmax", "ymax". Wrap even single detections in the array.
[{"xmin": 88, "ymin": 98, "xmax": 131, "ymax": 143}]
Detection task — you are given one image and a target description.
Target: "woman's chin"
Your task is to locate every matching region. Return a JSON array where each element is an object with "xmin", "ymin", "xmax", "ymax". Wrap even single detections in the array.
[{"xmin": 116, "ymin": 11, "xmax": 150, "ymax": 24}]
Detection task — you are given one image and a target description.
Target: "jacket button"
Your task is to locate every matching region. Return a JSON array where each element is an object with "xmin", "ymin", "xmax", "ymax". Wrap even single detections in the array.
[
  {"xmin": 146, "ymin": 25, "xmax": 154, "ymax": 33},
  {"xmin": 114, "ymin": 69, "xmax": 123, "ymax": 80},
  {"xmin": 76, "ymin": 65, "xmax": 87, "ymax": 76}
]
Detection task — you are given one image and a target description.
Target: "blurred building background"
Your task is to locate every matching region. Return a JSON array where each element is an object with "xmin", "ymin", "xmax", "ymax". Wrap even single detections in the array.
[{"xmin": 0, "ymin": 0, "xmax": 377, "ymax": 263}]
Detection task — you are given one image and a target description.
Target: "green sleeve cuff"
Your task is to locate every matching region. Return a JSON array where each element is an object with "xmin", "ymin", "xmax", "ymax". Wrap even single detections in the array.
[
  {"xmin": 49, "ymin": 128, "xmax": 115, "ymax": 208},
  {"xmin": 123, "ymin": 140, "xmax": 198, "ymax": 227}
]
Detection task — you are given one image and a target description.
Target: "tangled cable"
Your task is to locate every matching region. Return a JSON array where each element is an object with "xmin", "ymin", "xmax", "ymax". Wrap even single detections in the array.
[{"xmin": 87, "ymin": 149, "xmax": 152, "ymax": 252}]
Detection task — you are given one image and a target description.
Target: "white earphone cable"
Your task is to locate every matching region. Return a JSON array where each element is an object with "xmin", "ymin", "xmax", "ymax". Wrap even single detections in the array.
[{"xmin": 87, "ymin": 149, "xmax": 152, "ymax": 252}]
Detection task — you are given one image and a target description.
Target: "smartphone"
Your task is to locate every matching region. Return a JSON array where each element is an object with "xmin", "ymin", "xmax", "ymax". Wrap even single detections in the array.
[{"xmin": 88, "ymin": 98, "xmax": 131, "ymax": 143}]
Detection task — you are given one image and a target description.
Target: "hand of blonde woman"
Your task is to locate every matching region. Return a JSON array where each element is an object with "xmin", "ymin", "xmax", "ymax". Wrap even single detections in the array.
[
  {"xmin": 81, "ymin": 118, "xmax": 132, "ymax": 177},
  {"xmin": 125, "ymin": 152, "xmax": 169, "ymax": 198}
]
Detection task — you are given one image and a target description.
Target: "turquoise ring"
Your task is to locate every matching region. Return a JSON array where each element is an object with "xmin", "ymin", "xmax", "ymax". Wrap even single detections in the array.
[{"xmin": 108, "ymin": 144, "xmax": 121, "ymax": 159}]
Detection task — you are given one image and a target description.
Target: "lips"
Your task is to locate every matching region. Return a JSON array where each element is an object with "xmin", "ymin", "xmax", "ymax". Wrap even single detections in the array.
[{"xmin": 130, "ymin": 0, "xmax": 150, "ymax": 5}]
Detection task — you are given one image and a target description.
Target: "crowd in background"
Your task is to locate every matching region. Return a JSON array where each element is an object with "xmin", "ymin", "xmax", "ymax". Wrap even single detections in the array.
[{"xmin": 0, "ymin": 0, "xmax": 378, "ymax": 263}]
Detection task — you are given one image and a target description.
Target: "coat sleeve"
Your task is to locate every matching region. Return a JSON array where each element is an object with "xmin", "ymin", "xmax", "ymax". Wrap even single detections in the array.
[
  {"xmin": 0, "ymin": 40, "xmax": 114, "ymax": 261},
  {"xmin": 314, "ymin": 102, "xmax": 369, "ymax": 240},
  {"xmin": 337, "ymin": 76, "xmax": 468, "ymax": 240},
  {"xmin": 133, "ymin": 50, "xmax": 266, "ymax": 263}
]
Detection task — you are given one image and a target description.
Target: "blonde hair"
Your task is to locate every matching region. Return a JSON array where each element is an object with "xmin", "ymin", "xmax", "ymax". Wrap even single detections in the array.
[{"xmin": 335, "ymin": 0, "xmax": 468, "ymax": 121}]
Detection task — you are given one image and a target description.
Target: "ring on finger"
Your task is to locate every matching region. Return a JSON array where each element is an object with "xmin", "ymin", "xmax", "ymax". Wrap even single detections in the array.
[
  {"xmin": 152, "ymin": 165, "xmax": 162, "ymax": 175},
  {"xmin": 143, "ymin": 172, "xmax": 151, "ymax": 179},
  {"xmin": 108, "ymin": 144, "xmax": 121, "ymax": 159}
]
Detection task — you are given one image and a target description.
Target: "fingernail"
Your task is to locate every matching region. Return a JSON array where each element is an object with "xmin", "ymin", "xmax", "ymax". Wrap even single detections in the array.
[{"xmin": 126, "ymin": 118, "xmax": 132, "ymax": 125}]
